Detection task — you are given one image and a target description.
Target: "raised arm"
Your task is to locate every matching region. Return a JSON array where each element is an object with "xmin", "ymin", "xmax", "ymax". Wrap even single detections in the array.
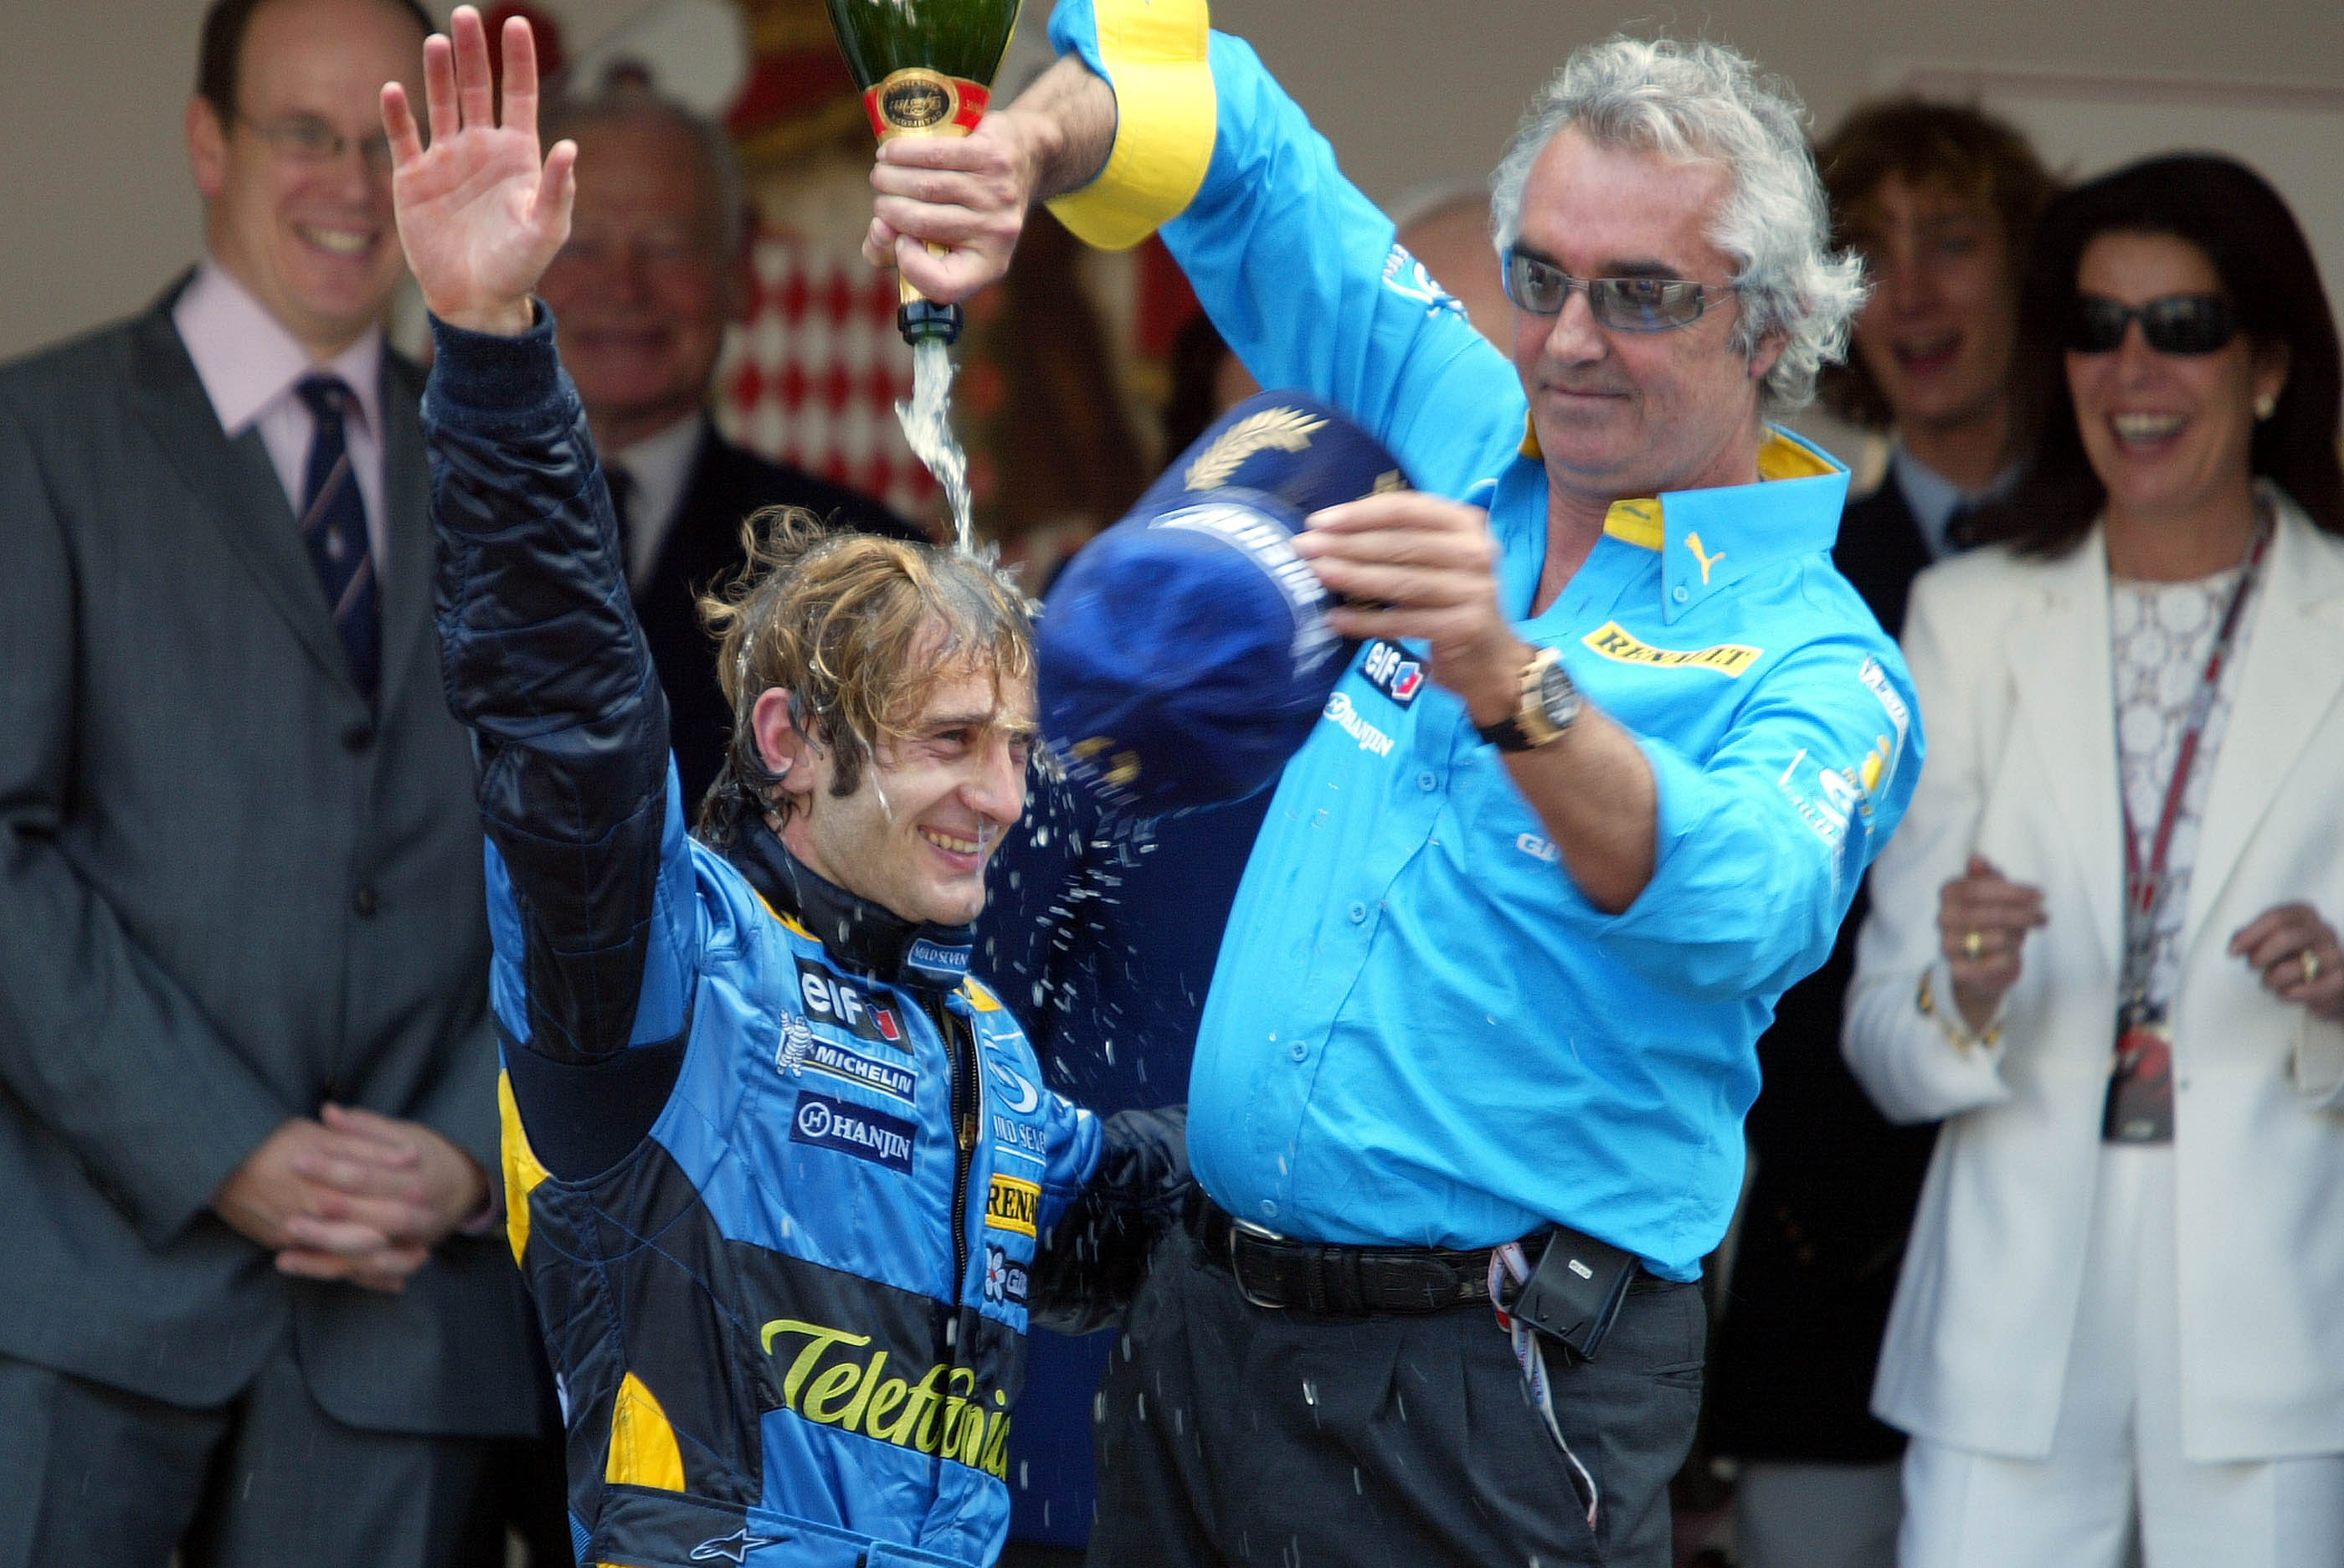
[
  {"xmin": 866, "ymin": 2, "xmax": 1523, "ymax": 496},
  {"xmin": 388, "ymin": 9, "xmax": 690, "ymax": 1104}
]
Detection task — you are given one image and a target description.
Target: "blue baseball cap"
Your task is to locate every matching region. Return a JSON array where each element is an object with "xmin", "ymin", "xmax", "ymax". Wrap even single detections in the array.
[{"xmin": 1037, "ymin": 391, "xmax": 1411, "ymax": 817}]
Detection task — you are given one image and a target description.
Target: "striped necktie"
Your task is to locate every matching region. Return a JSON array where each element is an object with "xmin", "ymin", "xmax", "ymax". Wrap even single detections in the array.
[{"xmin": 295, "ymin": 375, "xmax": 381, "ymax": 702}]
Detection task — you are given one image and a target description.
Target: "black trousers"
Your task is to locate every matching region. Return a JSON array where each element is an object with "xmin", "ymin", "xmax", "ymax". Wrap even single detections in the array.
[
  {"xmin": 0, "ymin": 1344, "xmax": 496, "ymax": 1568},
  {"xmin": 1087, "ymin": 1228, "xmax": 1705, "ymax": 1568}
]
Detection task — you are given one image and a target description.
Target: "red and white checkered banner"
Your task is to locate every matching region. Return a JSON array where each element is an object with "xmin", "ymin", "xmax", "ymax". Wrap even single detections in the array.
[{"xmin": 717, "ymin": 234, "xmax": 940, "ymax": 527}]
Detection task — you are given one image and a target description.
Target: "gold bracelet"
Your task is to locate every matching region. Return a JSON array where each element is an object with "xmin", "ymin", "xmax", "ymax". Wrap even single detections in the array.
[{"xmin": 1917, "ymin": 966, "xmax": 2002, "ymax": 1051}]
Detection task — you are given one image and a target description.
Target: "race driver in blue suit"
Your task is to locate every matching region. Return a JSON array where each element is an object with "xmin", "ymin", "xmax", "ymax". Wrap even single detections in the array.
[
  {"xmin": 379, "ymin": 14, "xmax": 1177, "ymax": 1567},
  {"xmin": 861, "ymin": 5, "xmax": 1926, "ymax": 1565}
]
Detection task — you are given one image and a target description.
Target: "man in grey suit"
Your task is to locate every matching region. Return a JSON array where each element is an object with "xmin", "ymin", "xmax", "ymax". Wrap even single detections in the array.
[{"xmin": 0, "ymin": 0, "xmax": 540, "ymax": 1560}]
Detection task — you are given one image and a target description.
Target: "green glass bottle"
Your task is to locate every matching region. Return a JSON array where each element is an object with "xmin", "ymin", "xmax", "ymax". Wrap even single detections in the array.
[{"xmin": 825, "ymin": 0, "xmax": 1021, "ymax": 344}]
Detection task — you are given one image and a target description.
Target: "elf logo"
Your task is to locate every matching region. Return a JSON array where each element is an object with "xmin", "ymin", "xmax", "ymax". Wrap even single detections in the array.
[
  {"xmin": 1360, "ymin": 640, "xmax": 1425, "ymax": 707},
  {"xmin": 795, "ymin": 959, "xmax": 907, "ymax": 1051}
]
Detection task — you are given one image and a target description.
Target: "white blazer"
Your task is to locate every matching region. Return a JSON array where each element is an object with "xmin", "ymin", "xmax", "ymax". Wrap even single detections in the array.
[{"xmin": 1843, "ymin": 489, "xmax": 2344, "ymax": 1464}]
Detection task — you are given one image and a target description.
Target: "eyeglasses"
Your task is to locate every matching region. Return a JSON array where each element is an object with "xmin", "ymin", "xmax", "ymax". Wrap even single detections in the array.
[
  {"xmin": 1503, "ymin": 249, "xmax": 1736, "ymax": 333},
  {"xmin": 235, "ymin": 112, "xmax": 395, "ymax": 174},
  {"xmin": 2069, "ymin": 293, "xmax": 2238, "ymax": 356}
]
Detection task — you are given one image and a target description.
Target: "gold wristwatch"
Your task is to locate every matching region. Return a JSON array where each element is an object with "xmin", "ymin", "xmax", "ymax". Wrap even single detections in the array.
[{"xmin": 1474, "ymin": 646, "xmax": 1581, "ymax": 753}]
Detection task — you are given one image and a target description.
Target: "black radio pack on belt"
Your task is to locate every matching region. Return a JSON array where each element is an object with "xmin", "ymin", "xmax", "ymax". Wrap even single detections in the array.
[{"xmin": 1500, "ymin": 1226, "xmax": 1641, "ymax": 1361}]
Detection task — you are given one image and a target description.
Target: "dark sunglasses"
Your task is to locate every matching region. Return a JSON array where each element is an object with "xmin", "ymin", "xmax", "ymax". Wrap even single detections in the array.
[
  {"xmin": 2069, "ymin": 293, "xmax": 2239, "ymax": 356},
  {"xmin": 1503, "ymin": 250, "xmax": 1735, "ymax": 333}
]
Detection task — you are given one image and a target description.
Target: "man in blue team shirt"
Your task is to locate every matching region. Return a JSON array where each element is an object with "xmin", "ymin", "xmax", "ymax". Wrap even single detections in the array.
[{"xmin": 866, "ymin": 7, "xmax": 1922, "ymax": 1565}]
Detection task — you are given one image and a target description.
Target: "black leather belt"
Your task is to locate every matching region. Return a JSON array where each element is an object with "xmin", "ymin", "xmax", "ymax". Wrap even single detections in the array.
[{"xmin": 1187, "ymin": 1197, "xmax": 1500, "ymax": 1315}]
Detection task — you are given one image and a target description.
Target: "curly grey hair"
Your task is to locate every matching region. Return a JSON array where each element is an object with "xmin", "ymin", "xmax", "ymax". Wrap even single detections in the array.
[{"xmin": 1488, "ymin": 36, "xmax": 1864, "ymax": 411}]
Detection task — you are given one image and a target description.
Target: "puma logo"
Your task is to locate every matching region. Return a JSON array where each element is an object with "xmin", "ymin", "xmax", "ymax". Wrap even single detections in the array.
[{"xmin": 1686, "ymin": 531, "xmax": 1725, "ymax": 584}]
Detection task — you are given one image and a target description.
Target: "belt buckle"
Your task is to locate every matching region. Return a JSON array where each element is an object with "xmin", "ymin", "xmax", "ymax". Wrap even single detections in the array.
[{"xmin": 1227, "ymin": 1217, "xmax": 1289, "ymax": 1310}]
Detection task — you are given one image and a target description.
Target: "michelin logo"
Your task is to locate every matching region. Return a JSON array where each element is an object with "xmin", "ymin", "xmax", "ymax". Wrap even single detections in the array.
[{"xmin": 1323, "ymin": 691, "xmax": 1395, "ymax": 757}]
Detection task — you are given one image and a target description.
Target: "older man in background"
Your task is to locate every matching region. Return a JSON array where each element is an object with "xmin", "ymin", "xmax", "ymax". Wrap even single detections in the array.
[
  {"xmin": 0, "ymin": 0, "xmax": 542, "ymax": 1561},
  {"xmin": 538, "ymin": 87, "xmax": 922, "ymax": 810}
]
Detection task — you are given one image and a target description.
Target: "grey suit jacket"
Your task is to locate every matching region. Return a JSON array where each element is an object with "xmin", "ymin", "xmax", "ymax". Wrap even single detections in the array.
[{"xmin": 0, "ymin": 284, "xmax": 537, "ymax": 1437}]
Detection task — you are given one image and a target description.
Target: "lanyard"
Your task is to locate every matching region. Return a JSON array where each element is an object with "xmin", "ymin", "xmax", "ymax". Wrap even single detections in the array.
[{"xmin": 2117, "ymin": 517, "xmax": 2271, "ymax": 1003}]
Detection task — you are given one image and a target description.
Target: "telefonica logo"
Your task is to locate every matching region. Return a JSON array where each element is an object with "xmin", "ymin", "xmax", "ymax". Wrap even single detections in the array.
[{"xmin": 758, "ymin": 1319, "xmax": 1011, "ymax": 1478}]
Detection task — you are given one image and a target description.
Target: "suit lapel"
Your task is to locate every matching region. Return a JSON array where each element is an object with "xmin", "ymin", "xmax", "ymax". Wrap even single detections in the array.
[
  {"xmin": 2182, "ymin": 501, "xmax": 2344, "ymax": 959},
  {"xmin": 374, "ymin": 353, "xmax": 433, "ymax": 718},
  {"xmin": 2002, "ymin": 532, "xmax": 2125, "ymax": 974},
  {"xmin": 125, "ymin": 301, "xmax": 357, "ymax": 695}
]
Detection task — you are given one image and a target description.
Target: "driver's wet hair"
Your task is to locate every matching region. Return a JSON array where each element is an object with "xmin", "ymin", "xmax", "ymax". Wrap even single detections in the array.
[{"xmin": 696, "ymin": 507, "xmax": 1035, "ymax": 844}]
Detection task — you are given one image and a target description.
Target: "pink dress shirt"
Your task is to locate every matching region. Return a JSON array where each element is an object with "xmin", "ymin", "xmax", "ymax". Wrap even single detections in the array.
[{"xmin": 172, "ymin": 260, "xmax": 389, "ymax": 576}]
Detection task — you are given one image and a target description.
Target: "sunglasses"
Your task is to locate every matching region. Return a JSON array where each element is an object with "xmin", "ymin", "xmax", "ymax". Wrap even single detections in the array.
[
  {"xmin": 2069, "ymin": 293, "xmax": 2239, "ymax": 356},
  {"xmin": 1503, "ymin": 250, "xmax": 1735, "ymax": 333}
]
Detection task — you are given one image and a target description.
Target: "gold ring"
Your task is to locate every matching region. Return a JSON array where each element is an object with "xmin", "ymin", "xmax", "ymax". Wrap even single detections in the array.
[
  {"xmin": 1963, "ymin": 930, "xmax": 1984, "ymax": 959},
  {"xmin": 2306, "ymin": 949, "xmax": 2324, "ymax": 984}
]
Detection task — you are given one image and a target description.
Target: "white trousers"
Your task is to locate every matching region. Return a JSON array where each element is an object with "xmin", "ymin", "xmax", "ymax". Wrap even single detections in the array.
[{"xmin": 1899, "ymin": 1146, "xmax": 2344, "ymax": 1568}]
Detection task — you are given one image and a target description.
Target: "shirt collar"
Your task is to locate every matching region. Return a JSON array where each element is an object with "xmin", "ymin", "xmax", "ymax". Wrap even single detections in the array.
[
  {"xmin": 1889, "ymin": 442, "xmax": 2021, "ymax": 560},
  {"xmin": 172, "ymin": 258, "xmax": 383, "ymax": 441},
  {"xmin": 722, "ymin": 815, "xmax": 974, "ymax": 995},
  {"xmin": 1516, "ymin": 418, "xmax": 1851, "ymax": 624},
  {"xmin": 609, "ymin": 414, "xmax": 707, "ymax": 530}
]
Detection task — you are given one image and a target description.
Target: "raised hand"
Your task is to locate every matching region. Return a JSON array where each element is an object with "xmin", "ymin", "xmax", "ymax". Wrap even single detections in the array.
[{"xmin": 380, "ymin": 5, "xmax": 575, "ymax": 337}]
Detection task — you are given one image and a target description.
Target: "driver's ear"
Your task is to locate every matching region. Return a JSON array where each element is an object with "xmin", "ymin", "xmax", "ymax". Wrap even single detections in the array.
[{"xmin": 750, "ymin": 687, "xmax": 818, "ymax": 804}]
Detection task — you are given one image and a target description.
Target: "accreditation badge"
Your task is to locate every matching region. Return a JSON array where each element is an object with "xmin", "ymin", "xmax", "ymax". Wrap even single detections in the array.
[{"xmin": 2102, "ymin": 1002, "xmax": 2174, "ymax": 1144}]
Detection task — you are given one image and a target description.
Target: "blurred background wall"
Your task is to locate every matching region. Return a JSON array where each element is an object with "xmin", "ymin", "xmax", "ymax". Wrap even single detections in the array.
[
  {"xmin": 8, "ymin": 0, "xmax": 2339, "ymax": 366},
  {"xmin": 8, "ymin": 0, "xmax": 2336, "ymax": 553}
]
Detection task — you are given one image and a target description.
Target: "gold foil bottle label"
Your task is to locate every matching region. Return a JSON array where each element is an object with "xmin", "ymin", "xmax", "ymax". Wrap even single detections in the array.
[{"xmin": 864, "ymin": 67, "xmax": 990, "ymax": 141}]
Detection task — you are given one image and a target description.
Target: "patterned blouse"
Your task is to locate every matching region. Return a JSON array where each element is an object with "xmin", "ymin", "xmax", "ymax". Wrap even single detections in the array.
[{"xmin": 2108, "ymin": 545, "xmax": 2266, "ymax": 1009}]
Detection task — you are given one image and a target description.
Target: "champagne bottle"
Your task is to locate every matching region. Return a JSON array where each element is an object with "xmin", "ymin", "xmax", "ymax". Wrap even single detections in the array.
[{"xmin": 825, "ymin": 0, "xmax": 1021, "ymax": 344}]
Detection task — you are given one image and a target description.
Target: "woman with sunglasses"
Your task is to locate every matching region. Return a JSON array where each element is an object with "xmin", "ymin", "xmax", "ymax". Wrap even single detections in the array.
[{"xmin": 1842, "ymin": 153, "xmax": 2344, "ymax": 1566}]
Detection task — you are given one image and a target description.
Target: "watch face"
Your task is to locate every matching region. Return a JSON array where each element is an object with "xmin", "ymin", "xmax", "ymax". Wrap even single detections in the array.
[{"xmin": 1537, "ymin": 657, "xmax": 1581, "ymax": 728}]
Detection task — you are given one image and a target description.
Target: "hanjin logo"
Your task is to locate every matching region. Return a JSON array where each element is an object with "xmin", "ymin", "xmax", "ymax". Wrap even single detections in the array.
[
  {"xmin": 1322, "ymin": 691, "xmax": 1395, "ymax": 757},
  {"xmin": 1360, "ymin": 640, "xmax": 1425, "ymax": 707},
  {"xmin": 791, "ymin": 1092, "xmax": 916, "ymax": 1173},
  {"xmin": 795, "ymin": 959, "xmax": 908, "ymax": 1051}
]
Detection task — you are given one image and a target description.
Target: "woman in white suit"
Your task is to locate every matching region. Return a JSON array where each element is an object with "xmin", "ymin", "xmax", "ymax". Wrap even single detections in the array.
[{"xmin": 1843, "ymin": 155, "xmax": 2344, "ymax": 1567}]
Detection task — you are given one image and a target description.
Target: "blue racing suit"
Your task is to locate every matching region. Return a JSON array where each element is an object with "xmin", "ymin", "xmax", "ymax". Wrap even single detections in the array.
[{"xmin": 424, "ymin": 312, "xmax": 1175, "ymax": 1568}]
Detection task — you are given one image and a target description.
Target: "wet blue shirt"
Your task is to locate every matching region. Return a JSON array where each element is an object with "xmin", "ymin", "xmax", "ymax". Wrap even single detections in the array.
[{"xmin": 1048, "ymin": 2, "xmax": 1922, "ymax": 1278}]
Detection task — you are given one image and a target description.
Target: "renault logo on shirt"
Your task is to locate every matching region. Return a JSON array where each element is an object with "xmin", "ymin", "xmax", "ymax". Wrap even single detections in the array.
[
  {"xmin": 1581, "ymin": 622, "xmax": 1761, "ymax": 677},
  {"xmin": 795, "ymin": 959, "xmax": 908, "ymax": 1051},
  {"xmin": 985, "ymin": 1173, "xmax": 1041, "ymax": 1237}
]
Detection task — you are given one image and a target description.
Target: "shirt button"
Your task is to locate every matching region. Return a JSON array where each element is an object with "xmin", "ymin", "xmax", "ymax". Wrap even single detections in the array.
[
  {"xmin": 1347, "ymin": 902, "xmax": 1367, "ymax": 923},
  {"xmin": 1416, "ymin": 771, "xmax": 1437, "ymax": 791},
  {"xmin": 342, "ymin": 722, "xmax": 374, "ymax": 753},
  {"xmin": 1288, "ymin": 1041, "xmax": 1308, "ymax": 1062},
  {"xmin": 1673, "ymin": 584, "xmax": 1689, "ymax": 603},
  {"xmin": 1260, "ymin": 1200, "xmax": 1278, "ymax": 1221},
  {"xmin": 352, "ymin": 887, "xmax": 379, "ymax": 918}
]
